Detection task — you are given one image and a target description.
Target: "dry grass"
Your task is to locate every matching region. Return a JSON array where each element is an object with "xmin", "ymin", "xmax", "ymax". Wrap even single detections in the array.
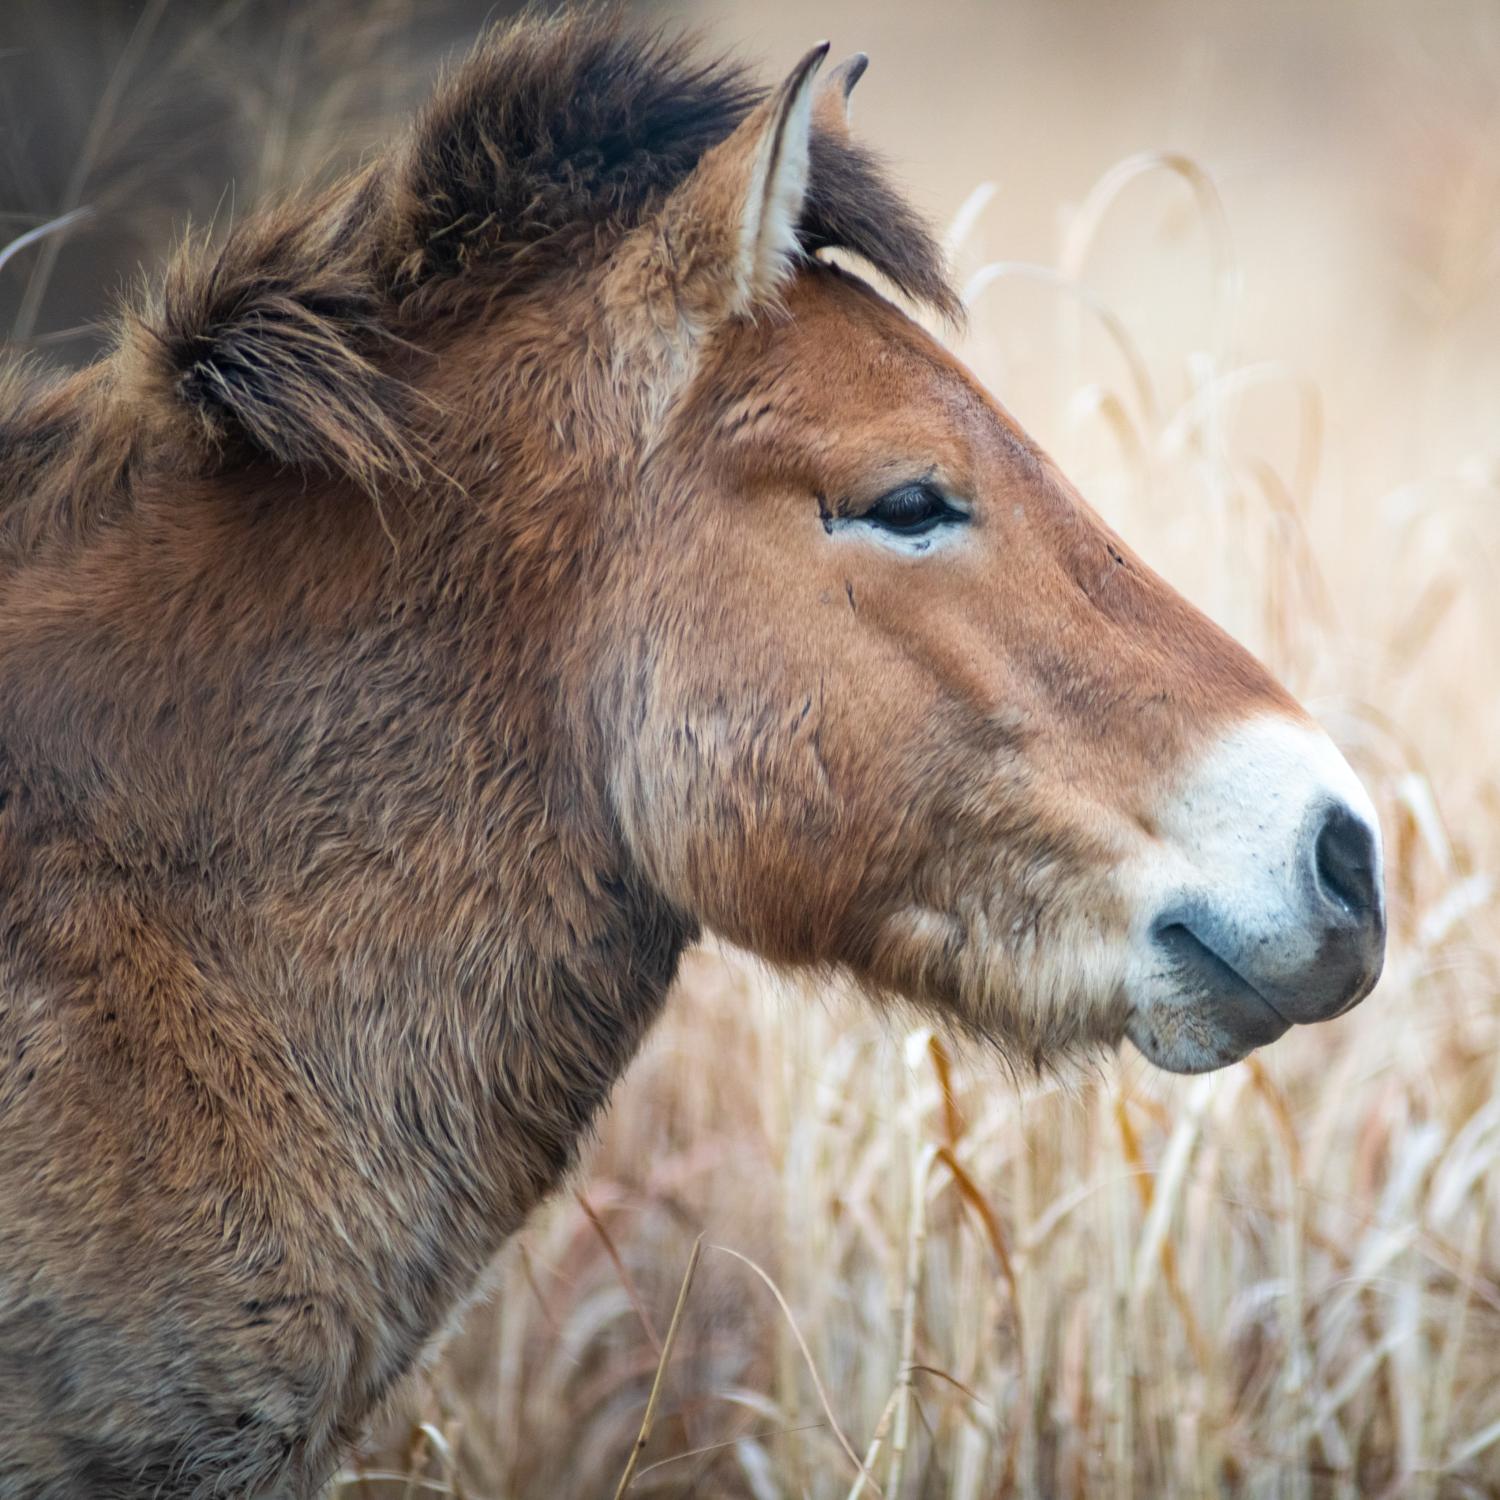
[{"xmin": 5, "ymin": 3, "xmax": 1498, "ymax": 1496}]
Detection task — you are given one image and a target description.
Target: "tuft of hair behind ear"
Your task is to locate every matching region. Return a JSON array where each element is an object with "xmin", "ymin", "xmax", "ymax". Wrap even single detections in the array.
[
  {"xmin": 120, "ymin": 181, "xmax": 425, "ymax": 498},
  {"xmin": 801, "ymin": 127, "xmax": 964, "ymax": 325}
]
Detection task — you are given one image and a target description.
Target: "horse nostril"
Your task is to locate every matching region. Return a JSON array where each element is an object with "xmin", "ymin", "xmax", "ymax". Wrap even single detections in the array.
[{"xmin": 1313, "ymin": 802, "xmax": 1380, "ymax": 919}]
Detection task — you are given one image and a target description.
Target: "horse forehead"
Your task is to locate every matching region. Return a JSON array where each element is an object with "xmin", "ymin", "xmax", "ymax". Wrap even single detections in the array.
[
  {"xmin": 777, "ymin": 269, "xmax": 957, "ymax": 380},
  {"xmin": 712, "ymin": 271, "xmax": 987, "ymax": 442}
]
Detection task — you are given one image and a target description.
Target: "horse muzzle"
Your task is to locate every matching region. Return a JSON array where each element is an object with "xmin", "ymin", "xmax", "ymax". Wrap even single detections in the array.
[{"xmin": 1125, "ymin": 716, "xmax": 1386, "ymax": 1073}]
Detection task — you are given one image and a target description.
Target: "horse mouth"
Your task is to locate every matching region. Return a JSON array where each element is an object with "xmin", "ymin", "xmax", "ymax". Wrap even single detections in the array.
[
  {"xmin": 1125, "ymin": 924, "xmax": 1293, "ymax": 1074},
  {"xmin": 1153, "ymin": 921, "xmax": 1292, "ymax": 1026}
]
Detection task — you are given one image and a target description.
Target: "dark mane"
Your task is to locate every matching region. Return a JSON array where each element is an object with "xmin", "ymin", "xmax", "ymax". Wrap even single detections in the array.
[
  {"xmin": 388, "ymin": 9, "xmax": 958, "ymax": 316},
  {"xmin": 8, "ymin": 9, "xmax": 959, "ymax": 503}
]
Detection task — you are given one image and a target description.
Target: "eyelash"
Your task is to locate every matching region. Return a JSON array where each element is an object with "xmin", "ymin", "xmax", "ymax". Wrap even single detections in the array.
[{"xmin": 860, "ymin": 483, "xmax": 966, "ymax": 536}]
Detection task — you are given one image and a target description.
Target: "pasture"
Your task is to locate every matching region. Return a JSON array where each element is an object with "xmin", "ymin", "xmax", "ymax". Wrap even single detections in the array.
[{"xmin": 2, "ymin": 1, "xmax": 1497, "ymax": 1496}]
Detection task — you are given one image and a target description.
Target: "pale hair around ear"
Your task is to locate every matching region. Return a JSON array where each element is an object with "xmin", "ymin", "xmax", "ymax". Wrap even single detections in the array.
[{"xmin": 740, "ymin": 42, "xmax": 829, "ymax": 303}]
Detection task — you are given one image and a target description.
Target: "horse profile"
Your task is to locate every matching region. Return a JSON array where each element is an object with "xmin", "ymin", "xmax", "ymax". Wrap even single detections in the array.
[{"xmin": 0, "ymin": 13, "xmax": 1384, "ymax": 1497}]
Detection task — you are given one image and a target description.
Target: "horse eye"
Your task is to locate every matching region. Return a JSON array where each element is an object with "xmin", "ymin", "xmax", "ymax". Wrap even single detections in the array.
[{"xmin": 863, "ymin": 484, "xmax": 963, "ymax": 535}]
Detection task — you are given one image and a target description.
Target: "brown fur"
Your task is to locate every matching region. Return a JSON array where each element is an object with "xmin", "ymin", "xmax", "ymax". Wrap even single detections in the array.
[{"xmin": 0, "ymin": 12, "xmax": 1292, "ymax": 1497}]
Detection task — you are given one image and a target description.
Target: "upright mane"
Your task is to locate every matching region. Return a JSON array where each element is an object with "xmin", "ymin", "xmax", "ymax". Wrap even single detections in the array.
[
  {"xmin": 388, "ymin": 10, "xmax": 958, "ymax": 312},
  {"xmin": 2, "ymin": 10, "xmax": 959, "ymax": 520}
]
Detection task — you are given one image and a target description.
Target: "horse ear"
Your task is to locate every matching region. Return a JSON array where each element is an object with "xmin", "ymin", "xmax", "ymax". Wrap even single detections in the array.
[
  {"xmin": 813, "ymin": 53, "xmax": 868, "ymax": 139},
  {"xmin": 651, "ymin": 42, "xmax": 829, "ymax": 323}
]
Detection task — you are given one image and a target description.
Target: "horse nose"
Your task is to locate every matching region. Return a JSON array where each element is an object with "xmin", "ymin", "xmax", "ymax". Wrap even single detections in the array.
[
  {"xmin": 1152, "ymin": 796, "xmax": 1386, "ymax": 1030},
  {"xmin": 1313, "ymin": 801, "xmax": 1382, "ymax": 927},
  {"xmin": 1288, "ymin": 798, "xmax": 1385, "ymax": 1020}
]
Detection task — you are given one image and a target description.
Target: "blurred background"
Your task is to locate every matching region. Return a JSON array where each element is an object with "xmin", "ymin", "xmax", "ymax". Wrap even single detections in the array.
[{"xmin": 5, "ymin": 1, "xmax": 1499, "ymax": 1495}]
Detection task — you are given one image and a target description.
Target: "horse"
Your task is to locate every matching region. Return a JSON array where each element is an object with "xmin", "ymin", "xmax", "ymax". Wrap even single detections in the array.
[{"xmin": 0, "ymin": 12, "xmax": 1384, "ymax": 1497}]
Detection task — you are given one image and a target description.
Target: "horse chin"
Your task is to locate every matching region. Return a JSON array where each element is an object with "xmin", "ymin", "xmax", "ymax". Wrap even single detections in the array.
[
  {"xmin": 869, "ymin": 902, "xmax": 1138, "ymax": 1072},
  {"xmin": 1123, "ymin": 987, "xmax": 1293, "ymax": 1074}
]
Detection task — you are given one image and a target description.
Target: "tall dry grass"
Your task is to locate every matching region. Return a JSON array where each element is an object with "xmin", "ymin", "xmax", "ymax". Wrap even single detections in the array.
[{"xmin": 5, "ymin": 3, "xmax": 1498, "ymax": 1496}]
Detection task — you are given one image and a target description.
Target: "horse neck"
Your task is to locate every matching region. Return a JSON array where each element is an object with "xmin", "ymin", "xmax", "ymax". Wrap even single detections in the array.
[
  {"xmin": 248, "ymin": 488, "xmax": 695, "ymax": 1225},
  {"xmin": 6, "ymin": 382, "xmax": 694, "ymax": 1296},
  {"xmin": 256, "ymin": 493, "xmax": 703, "ymax": 1358}
]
